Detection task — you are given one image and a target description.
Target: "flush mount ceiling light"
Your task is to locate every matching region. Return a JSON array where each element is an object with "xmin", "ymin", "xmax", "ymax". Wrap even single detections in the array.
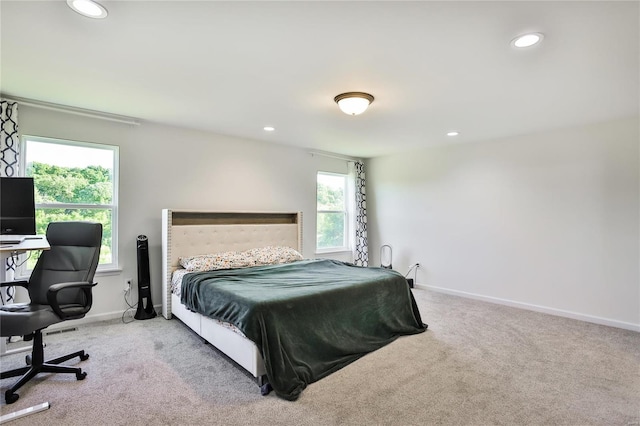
[
  {"xmin": 447, "ymin": 131, "xmax": 460, "ymax": 137},
  {"xmin": 67, "ymin": 0, "xmax": 108, "ymax": 19},
  {"xmin": 334, "ymin": 92, "xmax": 374, "ymax": 116},
  {"xmin": 511, "ymin": 32, "xmax": 544, "ymax": 48}
]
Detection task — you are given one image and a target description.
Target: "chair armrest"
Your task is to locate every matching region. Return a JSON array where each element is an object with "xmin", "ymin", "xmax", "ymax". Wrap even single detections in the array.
[
  {"xmin": 0, "ymin": 280, "xmax": 28, "ymax": 289},
  {"xmin": 47, "ymin": 281, "xmax": 98, "ymax": 320}
]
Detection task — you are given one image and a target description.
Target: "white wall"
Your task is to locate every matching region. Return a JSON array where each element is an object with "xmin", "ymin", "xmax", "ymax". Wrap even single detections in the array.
[
  {"xmin": 18, "ymin": 105, "xmax": 349, "ymax": 323},
  {"xmin": 367, "ymin": 117, "xmax": 639, "ymax": 330},
  {"xmin": 17, "ymin": 105, "xmax": 638, "ymax": 330}
]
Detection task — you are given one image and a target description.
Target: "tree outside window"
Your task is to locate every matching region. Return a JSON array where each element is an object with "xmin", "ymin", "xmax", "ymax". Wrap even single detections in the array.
[
  {"xmin": 23, "ymin": 136, "xmax": 118, "ymax": 270},
  {"xmin": 317, "ymin": 172, "xmax": 348, "ymax": 251}
]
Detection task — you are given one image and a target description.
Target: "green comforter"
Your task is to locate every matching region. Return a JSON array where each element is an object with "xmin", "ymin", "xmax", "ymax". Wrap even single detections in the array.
[{"xmin": 181, "ymin": 259, "xmax": 427, "ymax": 400}]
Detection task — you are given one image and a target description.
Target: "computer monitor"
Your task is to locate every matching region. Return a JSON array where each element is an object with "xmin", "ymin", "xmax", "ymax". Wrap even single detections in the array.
[{"xmin": 0, "ymin": 177, "xmax": 36, "ymax": 235}]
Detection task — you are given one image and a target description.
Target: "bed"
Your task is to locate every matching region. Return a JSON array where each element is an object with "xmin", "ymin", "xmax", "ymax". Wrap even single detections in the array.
[{"xmin": 162, "ymin": 210, "xmax": 426, "ymax": 400}]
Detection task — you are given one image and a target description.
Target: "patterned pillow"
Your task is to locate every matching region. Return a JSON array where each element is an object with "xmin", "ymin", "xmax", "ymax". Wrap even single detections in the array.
[
  {"xmin": 179, "ymin": 250, "xmax": 256, "ymax": 272},
  {"xmin": 244, "ymin": 246, "xmax": 303, "ymax": 266}
]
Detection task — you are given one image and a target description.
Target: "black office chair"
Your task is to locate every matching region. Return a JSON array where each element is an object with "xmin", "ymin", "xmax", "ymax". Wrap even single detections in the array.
[{"xmin": 0, "ymin": 221, "xmax": 102, "ymax": 404}]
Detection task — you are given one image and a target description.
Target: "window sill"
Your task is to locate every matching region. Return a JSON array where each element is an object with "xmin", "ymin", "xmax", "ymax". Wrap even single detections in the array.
[
  {"xmin": 95, "ymin": 267, "xmax": 122, "ymax": 277},
  {"xmin": 315, "ymin": 248, "xmax": 352, "ymax": 255}
]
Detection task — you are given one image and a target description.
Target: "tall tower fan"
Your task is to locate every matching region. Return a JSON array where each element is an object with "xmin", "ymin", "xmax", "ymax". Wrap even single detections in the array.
[{"xmin": 135, "ymin": 235, "xmax": 157, "ymax": 320}]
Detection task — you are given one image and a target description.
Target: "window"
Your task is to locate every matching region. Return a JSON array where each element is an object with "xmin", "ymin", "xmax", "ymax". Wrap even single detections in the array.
[
  {"xmin": 316, "ymin": 172, "xmax": 350, "ymax": 252},
  {"xmin": 22, "ymin": 136, "xmax": 119, "ymax": 270}
]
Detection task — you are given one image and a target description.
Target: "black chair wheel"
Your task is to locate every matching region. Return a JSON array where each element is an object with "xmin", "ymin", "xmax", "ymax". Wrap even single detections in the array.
[
  {"xmin": 260, "ymin": 383, "xmax": 272, "ymax": 396},
  {"xmin": 80, "ymin": 353, "xmax": 89, "ymax": 361},
  {"xmin": 5, "ymin": 391, "xmax": 19, "ymax": 404},
  {"xmin": 76, "ymin": 371, "xmax": 87, "ymax": 380},
  {"xmin": 25, "ymin": 354, "xmax": 32, "ymax": 365}
]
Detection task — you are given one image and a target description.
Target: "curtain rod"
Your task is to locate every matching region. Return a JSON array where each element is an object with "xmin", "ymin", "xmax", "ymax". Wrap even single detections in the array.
[
  {"xmin": 309, "ymin": 150, "xmax": 362, "ymax": 162},
  {"xmin": 1, "ymin": 95, "xmax": 141, "ymax": 126}
]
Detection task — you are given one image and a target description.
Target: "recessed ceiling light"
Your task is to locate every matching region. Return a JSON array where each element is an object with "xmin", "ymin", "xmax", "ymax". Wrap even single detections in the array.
[
  {"xmin": 67, "ymin": 0, "xmax": 108, "ymax": 19},
  {"xmin": 447, "ymin": 131, "xmax": 460, "ymax": 137},
  {"xmin": 511, "ymin": 32, "xmax": 544, "ymax": 48},
  {"xmin": 264, "ymin": 126, "xmax": 275, "ymax": 132}
]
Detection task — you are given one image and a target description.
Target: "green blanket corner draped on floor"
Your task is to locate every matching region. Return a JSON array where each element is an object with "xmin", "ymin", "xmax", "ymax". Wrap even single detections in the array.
[{"xmin": 181, "ymin": 259, "xmax": 427, "ymax": 400}]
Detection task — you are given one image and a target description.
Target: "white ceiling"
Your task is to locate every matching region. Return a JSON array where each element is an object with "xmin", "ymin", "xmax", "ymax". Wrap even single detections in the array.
[{"xmin": 1, "ymin": 1, "xmax": 638, "ymax": 158}]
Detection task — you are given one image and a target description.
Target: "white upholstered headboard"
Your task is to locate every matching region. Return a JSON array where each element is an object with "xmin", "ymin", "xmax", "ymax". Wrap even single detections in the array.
[{"xmin": 161, "ymin": 210, "xmax": 303, "ymax": 319}]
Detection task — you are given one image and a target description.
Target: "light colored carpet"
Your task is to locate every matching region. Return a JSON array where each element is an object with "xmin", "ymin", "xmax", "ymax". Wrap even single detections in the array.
[{"xmin": 1, "ymin": 289, "xmax": 638, "ymax": 425}]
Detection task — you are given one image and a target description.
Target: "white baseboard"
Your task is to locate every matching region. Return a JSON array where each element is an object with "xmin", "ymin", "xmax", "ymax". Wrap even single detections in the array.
[
  {"xmin": 47, "ymin": 304, "xmax": 163, "ymax": 330},
  {"xmin": 416, "ymin": 283, "xmax": 640, "ymax": 332}
]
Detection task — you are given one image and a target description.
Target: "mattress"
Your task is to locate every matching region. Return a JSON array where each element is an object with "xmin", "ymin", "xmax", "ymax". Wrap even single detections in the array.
[{"xmin": 171, "ymin": 268, "xmax": 247, "ymax": 337}]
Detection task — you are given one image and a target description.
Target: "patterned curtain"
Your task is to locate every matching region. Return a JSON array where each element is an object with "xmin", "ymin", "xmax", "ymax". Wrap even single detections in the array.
[
  {"xmin": 1, "ymin": 100, "xmax": 19, "ymax": 177},
  {"xmin": 351, "ymin": 160, "xmax": 368, "ymax": 266},
  {"xmin": 1, "ymin": 100, "xmax": 19, "ymax": 283}
]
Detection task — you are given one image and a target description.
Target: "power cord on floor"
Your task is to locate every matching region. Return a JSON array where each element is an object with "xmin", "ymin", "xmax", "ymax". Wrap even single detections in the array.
[
  {"xmin": 122, "ymin": 287, "xmax": 137, "ymax": 323},
  {"xmin": 405, "ymin": 263, "xmax": 420, "ymax": 287}
]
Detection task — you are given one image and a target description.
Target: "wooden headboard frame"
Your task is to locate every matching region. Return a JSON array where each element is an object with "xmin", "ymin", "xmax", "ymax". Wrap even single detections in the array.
[{"xmin": 161, "ymin": 210, "xmax": 303, "ymax": 319}]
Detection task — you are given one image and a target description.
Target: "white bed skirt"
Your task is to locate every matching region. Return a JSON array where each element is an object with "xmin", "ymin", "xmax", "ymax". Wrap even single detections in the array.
[{"xmin": 171, "ymin": 293, "xmax": 266, "ymax": 379}]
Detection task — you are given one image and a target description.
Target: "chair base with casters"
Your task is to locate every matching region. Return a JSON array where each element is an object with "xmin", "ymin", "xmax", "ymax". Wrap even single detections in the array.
[{"xmin": 1, "ymin": 330, "xmax": 89, "ymax": 404}]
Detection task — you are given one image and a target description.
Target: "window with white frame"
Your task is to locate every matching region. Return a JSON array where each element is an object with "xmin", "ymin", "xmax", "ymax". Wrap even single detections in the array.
[
  {"xmin": 22, "ymin": 135, "xmax": 119, "ymax": 270},
  {"xmin": 316, "ymin": 171, "xmax": 350, "ymax": 252}
]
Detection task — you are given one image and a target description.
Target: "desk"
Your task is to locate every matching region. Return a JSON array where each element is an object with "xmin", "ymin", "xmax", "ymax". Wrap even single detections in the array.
[{"xmin": 0, "ymin": 236, "xmax": 50, "ymax": 254}]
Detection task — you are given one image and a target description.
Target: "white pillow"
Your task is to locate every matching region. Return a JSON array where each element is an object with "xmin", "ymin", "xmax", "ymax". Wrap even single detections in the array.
[
  {"xmin": 245, "ymin": 246, "xmax": 303, "ymax": 266},
  {"xmin": 179, "ymin": 250, "xmax": 256, "ymax": 272}
]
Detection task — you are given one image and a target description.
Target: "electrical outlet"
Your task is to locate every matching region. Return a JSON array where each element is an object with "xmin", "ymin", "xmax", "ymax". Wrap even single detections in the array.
[{"xmin": 124, "ymin": 278, "xmax": 132, "ymax": 292}]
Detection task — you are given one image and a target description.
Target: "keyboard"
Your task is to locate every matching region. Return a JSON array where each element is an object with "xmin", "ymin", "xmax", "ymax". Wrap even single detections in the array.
[{"xmin": 0, "ymin": 235, "xmax": 28, "ymax": 244}]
